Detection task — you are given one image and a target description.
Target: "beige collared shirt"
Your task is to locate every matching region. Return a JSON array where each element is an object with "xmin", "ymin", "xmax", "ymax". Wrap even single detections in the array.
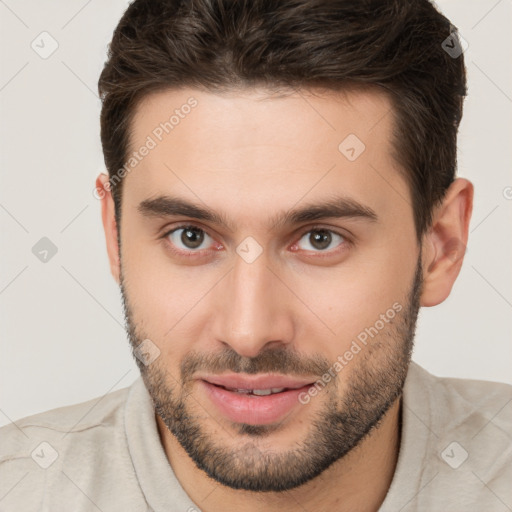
[{"xmin": 1, "ymin": 361, "xmax": 511, "ymax": 511}]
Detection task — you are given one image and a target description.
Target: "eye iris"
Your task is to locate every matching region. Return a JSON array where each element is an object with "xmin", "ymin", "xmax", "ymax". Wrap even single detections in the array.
[
  {"xmin": 310, "ymin": 230, "xmax": 332, "ymax": 250},
  {"xmin": 181, "ymin": 227, "xmax": 204, "ymax": 249}
]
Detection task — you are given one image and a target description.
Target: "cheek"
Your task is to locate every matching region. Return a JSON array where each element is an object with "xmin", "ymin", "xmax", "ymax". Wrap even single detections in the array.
[
  {"xmin": 121, "ymin": 238, "xmax": 220, "ymax": 358},
  {"xmin": 121, "ymin": 238, "xmax": 181, "ymax": 338},
  {"xmin": 298, "ymin": 249, "xmax": 415, "ymax": 356}
]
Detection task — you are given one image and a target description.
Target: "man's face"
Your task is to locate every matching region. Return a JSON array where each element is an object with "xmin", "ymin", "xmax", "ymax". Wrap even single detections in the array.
[{"xmin": 117, "ymin": 87, "xmax": 422, "ymax": 491}]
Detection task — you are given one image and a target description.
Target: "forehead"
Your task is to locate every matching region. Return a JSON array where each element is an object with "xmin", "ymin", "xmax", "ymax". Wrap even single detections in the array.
[
  {"xmin": 130, "ymin": 85, "xmax": 394, "ymax": 156},
  {"xmin": 123, "ymin": 86, "xmax": 409, "ymax": 232}
]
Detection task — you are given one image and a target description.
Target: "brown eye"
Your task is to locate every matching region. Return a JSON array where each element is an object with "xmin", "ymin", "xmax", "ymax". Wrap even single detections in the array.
[
  {"xmin": 297, "ymin": 229, "xmax": 345, "ymax": 252},
  {"xmin": 167, "ymin": 226, "xmax": 212, "ymax": 251}
]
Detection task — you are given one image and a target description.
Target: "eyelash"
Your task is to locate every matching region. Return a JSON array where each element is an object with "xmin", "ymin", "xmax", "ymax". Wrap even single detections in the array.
[{"xmin": 161, "ymin": 224, "xmax": 351, "ymax": 259}]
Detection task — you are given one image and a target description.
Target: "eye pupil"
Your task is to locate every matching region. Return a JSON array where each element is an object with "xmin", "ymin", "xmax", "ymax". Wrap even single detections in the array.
[
  {"xmin": 181, "ymin": 227, "xmax": 204, "ymax": 248},
  {"xmin": 310, "ymin": 230, "xmax": 331, "ymax": 250}
]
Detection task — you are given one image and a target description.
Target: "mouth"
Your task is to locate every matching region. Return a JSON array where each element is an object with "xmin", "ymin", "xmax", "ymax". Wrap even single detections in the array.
[
  {"xmin": 198, "ymin": 374, "xmax": 315, "ymax": 425},
  {"xmin": 215, "ymin": 386, "xmax": 291, "ymax": 396}
]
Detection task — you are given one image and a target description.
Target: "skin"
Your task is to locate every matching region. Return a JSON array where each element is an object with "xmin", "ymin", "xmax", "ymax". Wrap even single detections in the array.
[{"xmin": 96, "ymin": 86, "xmax": 473, "ymax": 511}]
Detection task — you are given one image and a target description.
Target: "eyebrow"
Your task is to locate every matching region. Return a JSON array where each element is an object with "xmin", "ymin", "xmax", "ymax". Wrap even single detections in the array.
[{"xmin": 137, "ymin": 194, "xmax": 378, "ymax": 232}]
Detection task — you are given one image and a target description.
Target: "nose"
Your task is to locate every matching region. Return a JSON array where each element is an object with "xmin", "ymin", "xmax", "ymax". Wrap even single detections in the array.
[{"xmin": 211, "ymin": 248, "xmax": 295, "ymax": 358}]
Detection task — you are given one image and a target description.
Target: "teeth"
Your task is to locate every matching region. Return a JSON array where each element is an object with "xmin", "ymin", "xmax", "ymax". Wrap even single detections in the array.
[
  {"xmin": 252, "ymin": 389, "xmax": 272, "ymax": 396},
  {"xmin": 226, "ymin": 387, "xmax": 286, "ymax": 395},
  {"xmin": 223, "ymin": 386, "xmax": 287, "ymax": 395},
  {"xmin": 226, "ymin": 388, "xmax": 251, "ymax": 393}
]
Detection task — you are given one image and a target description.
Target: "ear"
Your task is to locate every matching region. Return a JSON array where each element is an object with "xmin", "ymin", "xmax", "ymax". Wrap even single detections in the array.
[
  {"xmin": 420, "ymin": 178, "xmax": 474, "ymax": 307},
  {"xmin": 95, "ymin": 173, "xmax": 121, "ymax": 284}
]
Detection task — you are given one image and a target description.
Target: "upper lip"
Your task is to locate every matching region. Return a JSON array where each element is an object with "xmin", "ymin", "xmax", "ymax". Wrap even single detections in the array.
[{"xmin": 199, "ymin": 373, "xmax": 316, "ymax": 390}]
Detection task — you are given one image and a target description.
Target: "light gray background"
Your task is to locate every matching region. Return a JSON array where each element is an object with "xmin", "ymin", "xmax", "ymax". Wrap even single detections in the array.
[{"xmin": 0, "ymin": 0, "xmax": 511, "ymax": 427}]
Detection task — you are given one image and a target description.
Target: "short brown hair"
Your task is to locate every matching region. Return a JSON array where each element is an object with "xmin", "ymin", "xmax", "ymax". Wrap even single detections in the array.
[{"xmin": 98, "ymin": 0, "xmax": 466, "ymax": 237}]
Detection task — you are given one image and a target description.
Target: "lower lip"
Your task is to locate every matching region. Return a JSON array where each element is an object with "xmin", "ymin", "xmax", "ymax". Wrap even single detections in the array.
[{"xmin": 200, "ymin": 380, "xmax": 312, "ymax": 425}]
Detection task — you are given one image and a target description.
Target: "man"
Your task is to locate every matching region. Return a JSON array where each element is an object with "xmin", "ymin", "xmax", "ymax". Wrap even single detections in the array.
[{"xmin": 1, "ymin": 0, "xmax": 511, "ymax": 511}]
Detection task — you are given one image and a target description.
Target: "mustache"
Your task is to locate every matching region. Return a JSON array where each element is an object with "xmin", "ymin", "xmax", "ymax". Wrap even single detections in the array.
[{"xmin": 180, "ymin": 346, "xmax": 331, "ymax": 380}]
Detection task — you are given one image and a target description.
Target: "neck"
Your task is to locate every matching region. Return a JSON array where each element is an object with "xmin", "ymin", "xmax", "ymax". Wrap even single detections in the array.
[{"xmin": 157, "ymin": 398, "xmax": 401, "ymax": 512}]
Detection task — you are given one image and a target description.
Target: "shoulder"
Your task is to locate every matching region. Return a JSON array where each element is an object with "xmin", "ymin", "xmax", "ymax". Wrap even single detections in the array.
[
  {"xmin": 0, "ymin": 382, "xmax": 133, "ymax": 472},
  {"xmin": 0, "ymin": 381, "xmax": 139, "ymax": 510},
  {"xmin": 383, "ymin": 362, "xmax": 512, "ymax": 511},
  {"xmin": 399, "ymin": 362, "xmax": 512, "ymax": 510},
  {"xmin": 407, "ymin": 361, "xmax": 512, "ymax": 429},
  {"xmin": 1, "ymin": 384, "xmax": 130, "ymax": 447}
]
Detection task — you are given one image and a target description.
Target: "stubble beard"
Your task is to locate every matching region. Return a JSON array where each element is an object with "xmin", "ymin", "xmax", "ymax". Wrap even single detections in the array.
[{"xmin": 120, "ymin": 257, "xmax": 422, "ymax": 492}]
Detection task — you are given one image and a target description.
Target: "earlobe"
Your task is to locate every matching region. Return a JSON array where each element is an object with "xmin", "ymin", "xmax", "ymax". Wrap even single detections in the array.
[
  {"xmin": 420, "ymin": 178, "xmax": 474, "ymax": 307},
  {"xmin": 95, "ymin": 173, "xmax": 121, "ymax": 284}
]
